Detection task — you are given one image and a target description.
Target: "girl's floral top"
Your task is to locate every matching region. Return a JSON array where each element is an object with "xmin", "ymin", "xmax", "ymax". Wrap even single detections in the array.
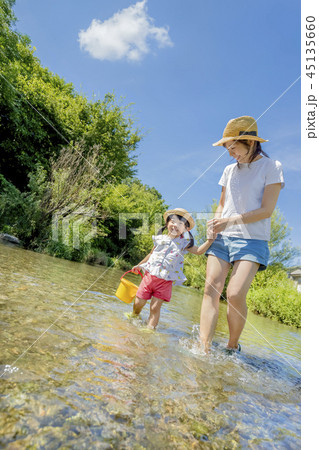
[{"xmin": 139, "ymin": 234, "xmax": 191, "ymax": 285}]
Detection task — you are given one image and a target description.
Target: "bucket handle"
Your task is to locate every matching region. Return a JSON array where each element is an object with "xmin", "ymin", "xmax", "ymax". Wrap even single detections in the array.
[{"xmin": 120, "ymin": 269, "xmax": 143, "ymax": 280}]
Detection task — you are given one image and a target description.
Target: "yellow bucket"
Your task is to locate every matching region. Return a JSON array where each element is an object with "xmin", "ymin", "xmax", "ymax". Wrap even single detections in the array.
[{"xmin": 115, "ymin": 270, "xmax": 143, "ymax": 304}]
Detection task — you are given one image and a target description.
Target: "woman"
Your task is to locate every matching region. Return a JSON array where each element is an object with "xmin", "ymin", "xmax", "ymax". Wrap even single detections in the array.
[{"xmin": 200, "ymin": 116, "xmax": 285, "ymax": 353}]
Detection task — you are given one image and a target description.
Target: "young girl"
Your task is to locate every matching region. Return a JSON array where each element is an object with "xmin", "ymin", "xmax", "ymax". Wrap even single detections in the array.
[
  {"xmin": 131, "ymin": 208, "xmax": 215, "ymax": 329},
  {"xmin": 200, "ymin": 115, "xmax": 285, "ymax": 353}
]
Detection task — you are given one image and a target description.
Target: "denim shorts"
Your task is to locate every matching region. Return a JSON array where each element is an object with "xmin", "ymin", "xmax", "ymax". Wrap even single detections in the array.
[{"xmin": 205, "ymin": 235, "xmax": 269, "ymax": 271}]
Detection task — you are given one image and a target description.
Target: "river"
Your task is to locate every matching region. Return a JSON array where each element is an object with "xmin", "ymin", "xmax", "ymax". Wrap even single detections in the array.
[{"xmin": 0, "ymin": 242, "xmax": 301, "ymax": 448}]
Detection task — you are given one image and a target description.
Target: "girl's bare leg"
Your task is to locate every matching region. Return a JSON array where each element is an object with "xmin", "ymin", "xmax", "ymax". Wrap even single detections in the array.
[
  {"xmin": 133, "ymin": 296, "xmax": 148, "ymax": 315},
  {"xmin": 200, "ymin": 256, "xmax": 231, "ymax": 352},
  {"xmin": 226, "ymin": 260, "xmax": 259, "ymax": 349},
  {"xmin": 147, "ymin": 297, "xmax": 164, "ymax": 329}
]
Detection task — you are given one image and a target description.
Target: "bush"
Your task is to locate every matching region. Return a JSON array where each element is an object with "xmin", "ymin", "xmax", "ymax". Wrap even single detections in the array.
[
  {"xmin": 127, "ymin": 232, "xmax": 154, "ymax": 265},
  {"xmin": 246, "ymin": 284, "xmax": 301, "ymax": 327},
  {"xmin": 110, "ymin": 256, "xmax": 131, "ymax": 270},
  {"xmin": 44, "ymin": 236, "xmax": 92, "ymax": 263},
  {"xmin": 84, "ymin": 248, "xmax": 113, "ymax": 266},
  {"xmin": 0, "ymin": 168, "xmax": 50, "ymax": 247},
  {"xmin": 183, "ymin": 252, "xmax": 207, "ymax": 290},
  {"xmin": 184, "ymin": 257, "xmax": 301, "ymax": 328},
  {"xmin": 247, "ymin": 265, "xmax": 301, "ymax": 327}
]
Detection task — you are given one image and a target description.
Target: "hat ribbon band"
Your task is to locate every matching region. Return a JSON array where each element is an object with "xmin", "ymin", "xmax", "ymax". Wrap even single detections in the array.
[{"xmin": 239, "ymin": 130, "xmax": 257, "ymax": 136}]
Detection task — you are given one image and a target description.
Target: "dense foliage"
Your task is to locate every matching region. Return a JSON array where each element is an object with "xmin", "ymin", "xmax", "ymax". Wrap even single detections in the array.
[
  {"xmin": 0, "ymin": 0, "xmax": 167, "ymax": 264},
  {"xmin": 0, "ymin": 1, "xmax": 140, "ymax": 190},
  {"xmin": 0, "ymin": 143, "xmax": 167, "ymax": 263},
  {"xmin": 246, "ymin": 265, "xmax": 301, "ymax": 327}
]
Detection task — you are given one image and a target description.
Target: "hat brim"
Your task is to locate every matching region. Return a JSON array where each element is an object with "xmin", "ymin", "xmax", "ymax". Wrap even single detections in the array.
[
  {"xmin": 213, "ymin": 135, "xmax": 268, "ymax": 147},
  {"xmin": 164, "ymin": 209, "xmax": 195, "ymax": 230}
]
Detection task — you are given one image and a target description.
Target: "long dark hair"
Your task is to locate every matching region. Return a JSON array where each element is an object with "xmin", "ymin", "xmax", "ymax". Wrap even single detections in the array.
[
  {"xmin": 237, "ymin": 140, "xmax": 269, "ymax": 167},
  {"xmin": 157, "ymin": 214, "xmax": 194, "ymax": 248}
]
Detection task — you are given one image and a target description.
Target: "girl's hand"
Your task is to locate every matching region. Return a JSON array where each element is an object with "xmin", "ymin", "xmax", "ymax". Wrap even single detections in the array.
[{"xmin": 132, "ymin": 265, "xmax": 142, "ymax": 274}]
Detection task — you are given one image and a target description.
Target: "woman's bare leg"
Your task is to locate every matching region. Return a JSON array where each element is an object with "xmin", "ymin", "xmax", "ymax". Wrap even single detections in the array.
[
  {"xmin": 200, "ymin": 256, "xmax": 231, "ymax": 351},
  {"xmin": 226, "ymin": 260, "xmax": 259, "ymax": 349}
]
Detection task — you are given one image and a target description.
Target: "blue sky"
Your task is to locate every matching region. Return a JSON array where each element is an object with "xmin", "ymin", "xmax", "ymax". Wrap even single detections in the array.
[{"xmin": 13, "ymin": 0, "xmax": 301, "ymax": 257}]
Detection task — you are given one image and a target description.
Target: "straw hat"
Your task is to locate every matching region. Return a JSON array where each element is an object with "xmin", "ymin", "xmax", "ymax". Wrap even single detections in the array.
[
  {"xmin": 213, "ymin": 116, "xmax": 268, "ymax": 147},
  {"xmin": 164, "ymin": 208, "xmax": 195, "ymax": 230}
]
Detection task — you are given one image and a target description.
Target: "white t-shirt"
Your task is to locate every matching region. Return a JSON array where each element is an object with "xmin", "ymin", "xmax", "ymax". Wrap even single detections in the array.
[{"xmin": 218, "ymin": 156, "xmax": 285, "ymax": 241}]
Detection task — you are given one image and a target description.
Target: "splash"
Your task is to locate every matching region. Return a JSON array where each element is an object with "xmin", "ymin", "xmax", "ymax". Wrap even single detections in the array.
[{"xmin": 179, "ymin": 325, "xmax": 207, "ymax": 356}]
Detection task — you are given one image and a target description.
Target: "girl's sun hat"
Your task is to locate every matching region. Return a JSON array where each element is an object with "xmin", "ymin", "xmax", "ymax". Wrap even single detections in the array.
[
  {"xmin": 213, "ymin": 116, "xmax": 268, "ymax": 147},
  {"xmin": 164, "ymin": 208, "xmax": 195, "ymax": 230}
]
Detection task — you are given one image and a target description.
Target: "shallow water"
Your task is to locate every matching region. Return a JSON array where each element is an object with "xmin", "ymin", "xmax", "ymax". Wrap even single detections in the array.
[{"xmin": 0, "ymin": 243, "xmax": 301, "ymax": 448}]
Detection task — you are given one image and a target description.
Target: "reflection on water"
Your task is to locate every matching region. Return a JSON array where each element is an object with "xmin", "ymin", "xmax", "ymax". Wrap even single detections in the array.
[{"xmin": 0, "ymin": 243, "xmax": 301, "ymax": 448}]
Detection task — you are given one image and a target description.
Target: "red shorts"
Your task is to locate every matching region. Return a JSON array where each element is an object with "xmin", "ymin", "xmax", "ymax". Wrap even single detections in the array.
[{"xmin": 136, "ymin": 271, "xmax": 173, "ymax": 302}]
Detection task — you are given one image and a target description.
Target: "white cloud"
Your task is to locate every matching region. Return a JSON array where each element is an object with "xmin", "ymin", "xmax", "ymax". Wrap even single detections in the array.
[{"xmin": 78, "ymin": 0, "xmax": 173, "ymax": 62}]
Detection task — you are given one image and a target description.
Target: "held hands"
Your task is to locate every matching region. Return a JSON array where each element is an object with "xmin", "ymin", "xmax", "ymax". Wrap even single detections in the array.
[
  {"xmin": 207, "ymin": 218, "xmax": 229, "ymax": 235},
  {"xmin": 206, "ymin": 223, "xmax": 217, "ymax": 241}
]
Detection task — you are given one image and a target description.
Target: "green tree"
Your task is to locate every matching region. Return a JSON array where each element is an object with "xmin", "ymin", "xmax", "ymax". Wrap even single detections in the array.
[
  {"xmin": 268, "ymin": 208, "xmax": 299, "ymax": 266},
  {"xmin": 0, "ymin": 1, "xmax": 141, "ymax": 189},
  {"xmin": 98, "ymin": 179, "xmax": 167, "ymax": 262},
  {"xmin": 0, "ymin": 166, "xmax": 49, "ymax": 246},
  {"xmin": 0, "ymin": 0, "xmax": 20, "ymax": 62}
]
